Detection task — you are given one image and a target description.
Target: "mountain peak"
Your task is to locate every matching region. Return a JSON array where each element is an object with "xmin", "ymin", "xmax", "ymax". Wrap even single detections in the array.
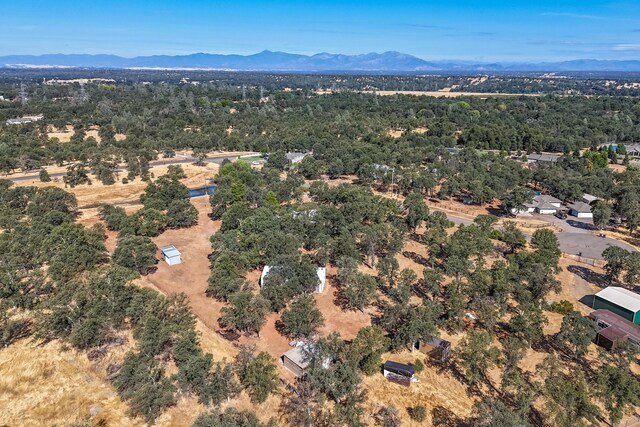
[{"xmin": 1, "ymin": 51, "xmax": 639, "ymax": 72}]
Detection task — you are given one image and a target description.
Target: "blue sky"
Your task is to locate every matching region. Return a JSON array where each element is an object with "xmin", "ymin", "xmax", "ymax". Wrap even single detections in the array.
[{"xmin": 2, "ymin": 0, "xmax": 640, "ymax": 61}]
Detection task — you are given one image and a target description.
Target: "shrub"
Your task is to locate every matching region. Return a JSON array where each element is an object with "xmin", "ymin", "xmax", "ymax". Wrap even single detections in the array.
[
  {"xmin": 408, "ymin": 405, "xmax": 427, "ymax": 422},
  {"xmin": 39, "ymin": 168, "xmax": 51, "ymax": 182},
  {"xmin": 413, "ymin": 358, "xmax": 425, "ymax": 373},
  {"xmin": 489, "ymin": 229, "xmax": 503, "ymax": 240},
  {"xmin": 548, "ymin": 300, "xmax": 574, "ymax": 315}
]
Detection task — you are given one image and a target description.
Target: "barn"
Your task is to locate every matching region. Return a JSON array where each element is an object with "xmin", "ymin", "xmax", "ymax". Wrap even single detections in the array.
[
  {"xmin": 592, "ymin": 287, "xmax": 640, "ymax": 325},
  {"xmin": 589, "ymin": 309, "xmax": 640, "ymax": 350},
  {"xmin": 160, "ymin": 245, "xmax": 181, "ymax": 266}
]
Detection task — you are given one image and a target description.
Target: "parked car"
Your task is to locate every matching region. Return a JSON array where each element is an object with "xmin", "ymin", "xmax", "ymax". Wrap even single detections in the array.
[{"xmin": 555, "ymin": 211, "xmax": 567, "ymax": 219}]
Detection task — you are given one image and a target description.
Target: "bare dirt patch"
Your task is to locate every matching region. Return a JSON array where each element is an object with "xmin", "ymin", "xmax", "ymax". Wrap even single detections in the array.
[
  {"xmin": 608, "ymin": 163, "xmax": 627, "ymax": 173},
  {"xmin": 142, "ymin": 197, "xmax": 228, "ymax": 341}
]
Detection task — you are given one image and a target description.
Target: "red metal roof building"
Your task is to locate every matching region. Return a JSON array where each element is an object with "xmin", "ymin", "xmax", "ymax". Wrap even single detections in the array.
[{"xmin": 589, "ymin": 309, "xmax": 640, "ymax": 350}]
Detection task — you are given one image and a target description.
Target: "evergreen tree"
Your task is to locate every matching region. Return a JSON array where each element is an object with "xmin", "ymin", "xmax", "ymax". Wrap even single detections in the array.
[
  {"xmin": 281, "ymin": 293, "xmax": 324, "ymax": 339},
  {"xmin": 38, "ymin": 168, "xmax": 51, "ymax": 182}
]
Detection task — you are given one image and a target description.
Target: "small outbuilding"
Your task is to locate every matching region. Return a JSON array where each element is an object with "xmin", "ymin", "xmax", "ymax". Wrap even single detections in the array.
[
  {"xmin": 568, "ymin": 202, "xmax": 593, "ymax": 218},
  {"xmin": 383, "ymin": 361, "xmax": 415, "ymax": 387},
  {"xmin": 593, "ymin": 287, "xmax": 640, "ymax": 325},
  {"xmin": 286, "ymin": 152, "xmax": 309, "ymax": 164},
  {"xmin": 5, "ymin": 114, "xmax": 44, "ymax": 125},
  {"xmin": 413, "ymin": 336, "xmax": 452, "ymax": 362},
  {"xmin": 527, "ymin": 153, "xmax": 561, "ymax": 164},
  {"xmin": 282, "ymin": 346, "xmax": 310, "ymax": 377},
  {"xmin": 160, "ymin": 245, "xmax": 182, "ymax": 266},
  {"xmin": 582, "ymin": 193, "xmax": 599, "ymax": 205},
  {"xmin": 589, "ymin": 309, "xmax": 640, "ymax": 350}
]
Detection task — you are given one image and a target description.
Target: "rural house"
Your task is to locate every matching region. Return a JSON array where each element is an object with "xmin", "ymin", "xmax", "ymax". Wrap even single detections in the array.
[
  {"xmin": 526, "ymin": 153, "xmax": 561, "ymax": 164},
  {"xmin": 592, "ymin": 287, "xmax": 640, "ymax": 325},
  {"xmin": 5, "ymin": 114, "xmax": 44, "ymax": 125},
  {"xmin": 589, "ymin": 309, "xmax": 640, "ymax": 350},
  {"xmin": 260, "ymin": 265, "xmax": 327, "ymax": 293},
  {"xmin": 568, "ymin": 201, "xmax": 593, "ymax": 218},
  {"xmin": 512, "ymin": 194, "xmax": 562, "ymax": 215},
  {"xmin": 160, "ymin": 245, "xmax": 182, "ymax": 266},
  {"xmin": 625, "ymin": 144, "xmax": 640, "ymax": 157}
]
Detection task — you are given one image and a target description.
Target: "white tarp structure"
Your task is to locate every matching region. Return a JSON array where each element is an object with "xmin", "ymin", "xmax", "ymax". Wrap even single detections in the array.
[{"xmin": 260, "ymin": 265, "xmax": 326, "ymax": 293}]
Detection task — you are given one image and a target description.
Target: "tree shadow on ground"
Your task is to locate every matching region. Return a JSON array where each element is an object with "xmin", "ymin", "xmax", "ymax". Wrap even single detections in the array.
[
  {"xmin": 438, "ymin": 362, "xmax": 487, "ymax": 400},
  {"xmin": 532, "ymin": 334, "xmax": 556, "ymax": 355},
  {"xmin": 487, "ymin": 207, "xmax": 505, "ymax": 217},
  {"xmin": 402, "ymin": 250, "xmax": 430, "ymax": 267},
  {"xmin": 274, "ymin": 320, "xmax": 289, "ymax": 337},
  {"xmin": 409, "ymin": 232, "xmax": 423, "ymax": 243},
  {"xmin": 566, "ymin": 219, "xmax": 594, "ymax": 231},
  {"xmin": 579, "ymin": 294, "xmax": 595, "ymax": 309},
  {"xmin": 432, "ymin": 405, "xmax": 467, "ymax": 427},
  {"xmin": 623, "ymin": 235, "xmax": 640, "ymax": 247},
  {"xmin": 567, "ymin": 265, "xmax": 609, "ymax": 288}
]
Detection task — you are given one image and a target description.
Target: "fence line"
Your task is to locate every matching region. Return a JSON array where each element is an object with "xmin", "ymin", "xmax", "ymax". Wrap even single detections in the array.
[{"xmin": 562, "ymin": 253, "xmax": 606, "ymax": 268}]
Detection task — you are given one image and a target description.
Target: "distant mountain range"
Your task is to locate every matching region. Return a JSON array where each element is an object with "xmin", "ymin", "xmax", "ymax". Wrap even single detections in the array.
[{"xmin": 1, "ymin": 51, "xmax": 640, "ymax": 72}]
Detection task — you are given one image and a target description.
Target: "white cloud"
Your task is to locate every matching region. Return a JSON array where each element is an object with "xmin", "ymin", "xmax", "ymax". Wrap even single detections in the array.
[
  {"xmin": 541, "ymin": 12, "xmax": 640, "ymax": 23},
  {"xmin": 613, "ymin": 44, "xmax": 640, "ymax": 51}
]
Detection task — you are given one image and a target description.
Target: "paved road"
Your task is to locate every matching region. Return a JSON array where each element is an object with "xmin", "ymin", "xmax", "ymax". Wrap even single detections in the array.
[
  {"xmin": 4, "ymin": 154, "xmax": 240, "ymax": 183},
  {"xmin": 442, "ymin": 210, "xmax": 635, "ymax": 260},
  {"xmin": 556, "ymin": 232, "xmax": 635, "ymax": 259},
  {"xmin": 523, "ymin": 213, "xmax": 636, "ymax": 259}
]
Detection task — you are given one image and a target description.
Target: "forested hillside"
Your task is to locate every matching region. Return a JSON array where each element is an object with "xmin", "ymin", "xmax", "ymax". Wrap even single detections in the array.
[{"xmin": 1, "ymin": 74, "xmax": 640, "ymax": 175}]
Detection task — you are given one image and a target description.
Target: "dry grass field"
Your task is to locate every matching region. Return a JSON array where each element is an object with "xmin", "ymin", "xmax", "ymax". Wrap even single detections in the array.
[
  {"xmin": 386, "ymin": 126, "xmax": 429, "ymax": 138},
  {"xmin": 13, "ymin": 162, "xmax": 220, "ymax": 207},
  {"xmin": 0, "ymin": 337, "xmax": 142, "ymax": 427},
  {"xmin": 363, "ymin": 90, "xmax": 538, "ymax": 97},
  {"xmin": 46, "ymin": 124, "xmax": 126, "ymax": 143}
]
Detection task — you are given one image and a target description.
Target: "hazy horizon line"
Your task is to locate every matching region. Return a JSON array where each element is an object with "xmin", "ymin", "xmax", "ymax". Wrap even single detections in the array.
[{"xmin": 1, "ymin": 50, "xmax": 639, "ymax": 64}]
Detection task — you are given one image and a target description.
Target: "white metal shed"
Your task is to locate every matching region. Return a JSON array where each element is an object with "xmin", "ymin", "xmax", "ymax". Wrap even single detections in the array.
[{"xmin": 160, "ymin": 245, "xmax": 182, "ymax": 266}]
